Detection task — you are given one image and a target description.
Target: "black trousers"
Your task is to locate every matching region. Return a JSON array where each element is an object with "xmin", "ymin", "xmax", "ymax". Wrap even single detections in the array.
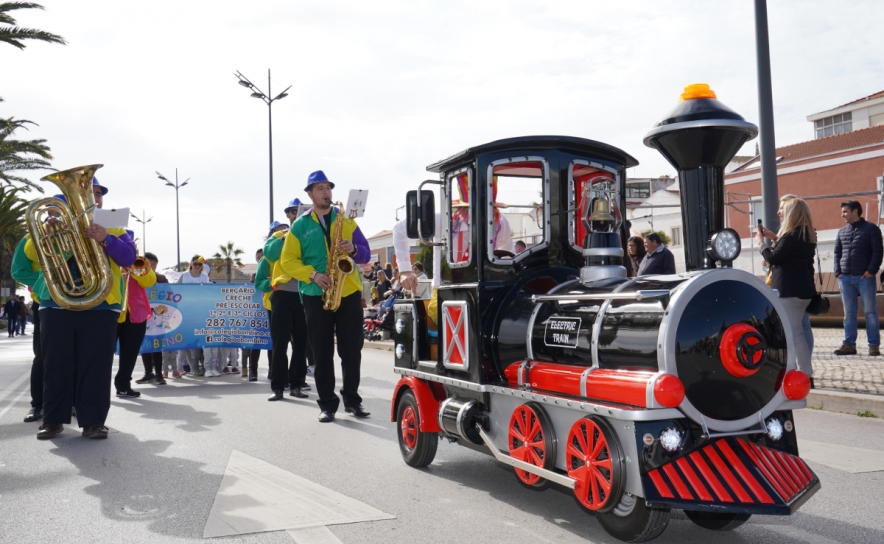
[
  {"xmin": 141, "ymin": 352, "xmax": 163, "ymax": 377},
  {"xmin": 269, "ymin": 291, "xmax": 309, "ymax": 391},
  {"xmin": 30, "ymin": 302, "xmax": 43, "ymax": 408},
  {"xmin": 40, "ymin": 308, "xmax": 118, "ymax": 427},
  {"xmin": 115, "ymin": 315, "xmax": 147, "ymax": 392},
  {"xmin": 303, "ymin": 292, "xmax": 364, "ymax": 412}
]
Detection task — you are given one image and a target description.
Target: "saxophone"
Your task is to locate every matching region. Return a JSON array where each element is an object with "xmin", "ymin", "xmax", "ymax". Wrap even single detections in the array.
[{"xmin": 322, "ymin": 201, "xmax": 356, "ymax": 311}]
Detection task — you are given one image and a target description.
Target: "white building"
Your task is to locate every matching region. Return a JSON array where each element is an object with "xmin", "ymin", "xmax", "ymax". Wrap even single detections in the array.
[
  {"xmin": 808, "ymin": 89, "xmax": 884, "ymax": 139},
  {"xmin": 626, "ymin": 188, "xmax": 686, "ymax": 273}
]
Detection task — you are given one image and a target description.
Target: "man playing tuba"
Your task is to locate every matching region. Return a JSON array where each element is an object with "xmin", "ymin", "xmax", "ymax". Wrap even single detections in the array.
[
  {"xmin": 21, "ymin": 176, "xmax": 136, "ymax": 440},
  {"xmin": 280, "ymin": 170, "xmax": 371, "ymax": 423}
]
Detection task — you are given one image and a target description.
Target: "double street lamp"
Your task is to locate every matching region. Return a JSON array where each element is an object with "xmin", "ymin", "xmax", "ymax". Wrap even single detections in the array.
[
  {"xmin": 156, "ymin": 169, "xmax": 189, "ymax": 271},
  {"xmin": 235, "ymin": 69, "xmax": 291, "ymax": 224},
  {"xmin": 129, "ymin": 209, "xmax": 153, "ymax": 254}
]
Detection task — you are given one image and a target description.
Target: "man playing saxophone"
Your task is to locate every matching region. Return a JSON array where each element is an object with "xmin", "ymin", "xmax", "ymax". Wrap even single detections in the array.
[
  {"xmin": 25, "ymin": 176, "xmax": 136, "ymax": 440},
  {"xmin": 280, "ymin": 170, "xmax": 371, "ymax": 423}
]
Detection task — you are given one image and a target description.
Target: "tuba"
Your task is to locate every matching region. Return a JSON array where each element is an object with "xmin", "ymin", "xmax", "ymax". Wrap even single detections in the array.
[
  {"xmin": 25, "ymin": 164, "xmax": 114, "ymax": 311},
  {"xmin": 322, "ymin": 201, "xmax": 356, "ymax": 311}
]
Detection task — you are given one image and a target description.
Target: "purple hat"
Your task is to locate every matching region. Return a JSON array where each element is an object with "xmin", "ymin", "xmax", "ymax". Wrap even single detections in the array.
[
  {"xmin": 304, "ymin": 170, "xmax": 334, "ymax": 192},
  {"xmin": 93, "ymin": 176, "xmax": 108, "ymax": 195}
]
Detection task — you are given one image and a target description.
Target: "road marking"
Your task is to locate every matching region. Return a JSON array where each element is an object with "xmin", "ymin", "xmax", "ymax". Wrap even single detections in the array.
[
  {"xmin": 798, "ymin": 439, "xmax": 884, "ymax": 473},
  {"xmin": 203, "ymin": 450, "xmax": 395, "ymax": 538},
  {"xmin": 0, "ymin": 384, "xmax": 29, "ymax": 422},
  {"xmin": 0, "ymin": 370, "xmax": 31, "ymax": 418},
  {"xmin": 288, "ymin": 526, "xmax": 343, "ymax": 544}
]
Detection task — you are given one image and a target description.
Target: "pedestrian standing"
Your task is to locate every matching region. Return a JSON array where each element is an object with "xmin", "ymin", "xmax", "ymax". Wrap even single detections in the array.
[
  {"xmin": 280, "ymin": 170, "xmax": 372, "ymax": 422},
  {"xmin": 11, "ymin": 234, "xmax": 44, "ymax": 422},
  {"xmin": 177, "ymin": 256, "xmax": 211, "ymax": 376},
  {"xmin": 17, "ymin": 296, "xmax": 29, "ymax": 334},
  {"xmin": 637, "ymin": 233, "xmax": 677, "ymax": 275},
  {"xmin": 136, "ymin": 253, "xmax": 171, "ymax": 385},
  {"xmin": 833, "ymin": 200, "xmax": 883, "ymax": 356},
  {"xmin": 114, "ymin": 239, "xmax": 158, "ymax": 397},
  {"xmin": 626, "ymin": 236, "xmax": 647, "ymax": 277},
  {"xmin": 247, "ymin": 247, "xmax": 272, "ymax": 381},
  {"xmin": 757, "ymin": 197, "xmax": 817, "ymax": 380}
]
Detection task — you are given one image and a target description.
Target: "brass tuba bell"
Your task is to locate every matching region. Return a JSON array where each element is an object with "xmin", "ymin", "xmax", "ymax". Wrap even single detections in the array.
[{"xmin": 25, "ymin": 164, "xmax": 114, "ymax": 311}]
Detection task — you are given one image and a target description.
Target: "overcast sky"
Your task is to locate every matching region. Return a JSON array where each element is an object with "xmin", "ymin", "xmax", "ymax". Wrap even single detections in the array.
[{"xmin": 4, "ymin": 0, "xmax": 883, "ymax": 270}]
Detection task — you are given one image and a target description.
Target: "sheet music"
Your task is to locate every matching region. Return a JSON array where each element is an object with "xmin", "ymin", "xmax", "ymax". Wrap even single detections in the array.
[
  {"xmin": 92, "ymin": 207, "xmax": 130, "ymax": 229},
  {"xmin": 345, "ymin": 190, "xmax": 368, "ymax": 218}
]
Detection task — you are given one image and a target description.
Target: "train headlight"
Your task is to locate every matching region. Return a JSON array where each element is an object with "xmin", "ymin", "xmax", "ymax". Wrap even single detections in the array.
[
  {"xmin": 659, "ymin": 427, "xmax": 683, "ymax": 452},
  {"xmin": 395, "ymin": 319, "xmax": 406, "ymax": 334},
  {"xmin": 708, "ymin": 228, "xmax": 741, "ymax": 263},
  {"xmin": 766, "ymin": 418, "xmax": 784, "ymax": 441}
]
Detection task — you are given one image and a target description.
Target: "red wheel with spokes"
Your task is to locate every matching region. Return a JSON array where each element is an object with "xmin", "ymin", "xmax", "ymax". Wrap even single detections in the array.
[
  {"xmin": 400, "ymin": 406, "xmax": 418, "ymax": 449},
  {"xmin": 508, "ymin": 402, "xmax": 556, "ymax": 488},
  {"xmin": 396, "ymin": 390, "xmax": 438, "ymax": 467},
  {"xmin": 566, "ymin": 416, "xmax": 624, "ymax": 512}
]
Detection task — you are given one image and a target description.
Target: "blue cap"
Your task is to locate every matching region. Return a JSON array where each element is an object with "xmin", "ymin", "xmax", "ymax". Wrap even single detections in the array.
[
  {"xmin": 93, "ymin": 176, "xmax": 108, "ymax": 195},
  {"xmin": 52, "ymin": 194, "xmax": 67, "ymax": 204},
  {"xmin": 284, "ymin": 198, "xmax": 302, "ymax": 214},
  {"xmin": 268, "ymin": 220, "xmax": 287, "ymax": 234},
  {"xmin": 304, "ymin": 170, "xmax": 334, "ymax": 192}
]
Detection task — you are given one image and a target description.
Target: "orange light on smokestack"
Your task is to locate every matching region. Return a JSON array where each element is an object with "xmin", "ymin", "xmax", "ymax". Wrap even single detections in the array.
[{"xmin": 680, "ymin": 83, "xmax": 717, "ymax": 101}]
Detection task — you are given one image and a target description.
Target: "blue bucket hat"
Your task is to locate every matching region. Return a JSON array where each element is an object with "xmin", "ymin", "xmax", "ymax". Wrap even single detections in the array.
[
  {"xmin": 284, "ymin": 198, "xmax": 302, "ymax": 214},
  {"xmin": 304, "ymin": 170, "xmax": 334, "ymax": 192},
  {"xmin": 268, "ymin": 220, "xmax": 287, "ymax": 234},
  {"xmin": 52, "ymin": 193, "xmax": 67, "ymax": 204},
  {"xmin": 93, "ymin": 176, "xmax": 108, "ymax": 195}
]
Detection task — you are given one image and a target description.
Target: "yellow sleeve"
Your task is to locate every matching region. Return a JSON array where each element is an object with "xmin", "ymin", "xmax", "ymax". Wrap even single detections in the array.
[
  {"xmin": 24, "ymin": 238, "xmax": 37, "ymax": 261},
  {"xmin": 427, "ymin": 288, "xmax": 438, "ymax": 326},
  {"xmin": 133, "ymin": 268, "xmax": 157, "ymax": 289},
  {"xmin": 279, "ymin": 230, "xmax": 315, "ymax": 283}
]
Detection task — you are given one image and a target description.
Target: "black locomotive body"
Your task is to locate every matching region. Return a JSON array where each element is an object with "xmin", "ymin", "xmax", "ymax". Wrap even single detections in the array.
[{"xmin": 389, "ymin": 86, "xmax": 819, "ymax": 543}]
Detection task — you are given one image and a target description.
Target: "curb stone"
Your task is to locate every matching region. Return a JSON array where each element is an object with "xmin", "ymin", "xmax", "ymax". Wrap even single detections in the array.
[{"xmin": 806, "ymin": 389, "xmax": 884, "ymax": 418}]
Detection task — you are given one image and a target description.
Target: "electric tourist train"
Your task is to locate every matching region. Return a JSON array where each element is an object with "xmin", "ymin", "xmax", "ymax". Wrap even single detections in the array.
[{"xmin": 388, "ymin": 85, "xmax": 820, "ymax": 542}]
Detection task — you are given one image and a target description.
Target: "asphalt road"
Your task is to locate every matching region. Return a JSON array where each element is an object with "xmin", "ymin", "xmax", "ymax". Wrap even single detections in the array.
[{"xmin": 1, "ymin": 334, "xmax": 883, "ymax": 544}]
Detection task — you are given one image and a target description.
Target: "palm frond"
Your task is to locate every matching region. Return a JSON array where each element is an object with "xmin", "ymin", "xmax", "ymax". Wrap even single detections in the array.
[{"xmin": 0, "ymin": 26, "xmax": 65, "ymax": 49}]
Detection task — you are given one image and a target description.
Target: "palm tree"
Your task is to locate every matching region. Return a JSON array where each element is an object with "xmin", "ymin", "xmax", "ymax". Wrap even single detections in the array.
[
  {"xmin": 0, "ymin": 185, "xmax": 27, "ymax": 295},
  {"xmin": 0, "ymin": 112, "xmax": 53, "ymax": 192},
  {"xmin": 213, "ymin": 242, "xmax": 244, "ymax": 284},
  {"xmin": 0, "ymin": 2, "xmax": 66, "ymax": 50}
]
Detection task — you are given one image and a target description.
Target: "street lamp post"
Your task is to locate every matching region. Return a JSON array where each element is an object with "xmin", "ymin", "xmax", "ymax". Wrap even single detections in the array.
[
  {"xmin": 235, "ymin": 69, "xmax": 291, "ymax": 224},
  {"xmin": 156, "ymin": 169, "xmax": 190, "ymax": 271},
  {"xmin": 129, "ymin": 209, "xmax": 153, "ymax": 253}
]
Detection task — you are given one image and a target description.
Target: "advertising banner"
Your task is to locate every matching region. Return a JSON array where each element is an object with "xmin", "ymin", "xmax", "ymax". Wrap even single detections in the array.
[{"xmin": 139, "ymin": 284, "xmax": 271, "ymax": 353}]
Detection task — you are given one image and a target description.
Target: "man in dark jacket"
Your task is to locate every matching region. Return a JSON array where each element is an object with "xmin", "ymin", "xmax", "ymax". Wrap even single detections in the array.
[
  {"xmin": 4, "ymin": 297, "xmax": 20, "ymax": 337},
  {"xmin": 834, "ymin": 200, "xmax": 883, "ymax": 356},
  {"xmin": 637, "ymin": 233, "xmax": 677, "ymax": 275}
]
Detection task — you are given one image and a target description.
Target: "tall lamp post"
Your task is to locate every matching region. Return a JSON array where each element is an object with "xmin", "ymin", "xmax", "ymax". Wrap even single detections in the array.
[
  {"xmin": 234, "ymin": 69, "xmax": 291, "ymax": 224},
  {"xmin": 156, "ymin": 169, "xmax": 189, "ymax": 271},
  {"xmin": 129, "ymin": 209, "xmax": 153, "ymax": 253}
]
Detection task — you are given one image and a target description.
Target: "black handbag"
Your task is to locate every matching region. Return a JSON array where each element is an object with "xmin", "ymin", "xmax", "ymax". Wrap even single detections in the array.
[{"xmin": 806, "ymin": 246, "xmax": 830, "ymax": 315}]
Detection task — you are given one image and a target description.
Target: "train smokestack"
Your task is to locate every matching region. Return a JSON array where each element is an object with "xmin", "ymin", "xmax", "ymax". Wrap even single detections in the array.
[{"xmin": 644, "ymin": 84, "xmax": 758, "ymax": 271}]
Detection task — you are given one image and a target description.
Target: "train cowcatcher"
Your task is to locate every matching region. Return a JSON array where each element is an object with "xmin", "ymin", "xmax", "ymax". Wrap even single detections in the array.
[{"xmin": 389, "ymin": 85, "xmax": 820, "ymax": 543}]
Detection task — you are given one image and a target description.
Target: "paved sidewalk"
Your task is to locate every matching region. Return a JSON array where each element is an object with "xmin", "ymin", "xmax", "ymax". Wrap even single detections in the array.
[{"xmin": 812, "ymin": 327, "xmax": 884, "ymax": 395}]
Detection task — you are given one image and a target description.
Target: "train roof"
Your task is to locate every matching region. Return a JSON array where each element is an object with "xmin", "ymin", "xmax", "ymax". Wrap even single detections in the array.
[{"xmin": 426, "ymin": 135, "xmax": 639, "ymax": 173}]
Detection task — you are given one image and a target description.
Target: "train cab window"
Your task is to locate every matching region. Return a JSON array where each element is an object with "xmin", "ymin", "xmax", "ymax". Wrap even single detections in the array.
[
  {"xmin": 569, "ymin": 162, "xmax": 621, "ymax": 250},
  {"xmin": 449, "ymin": 170, "xmax": 472, "ymax": 267},
  {"xmin": 487, "ymin": 158, "xmax": 549, "ymax": 264}
]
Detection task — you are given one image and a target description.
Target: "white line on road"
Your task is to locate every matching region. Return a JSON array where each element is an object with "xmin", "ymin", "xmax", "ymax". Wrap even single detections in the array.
[
  {"xmin": 0, "ymin": 369, "xmax": 30, "ymax": 404},
  {"xmin": 288, "ymin": 526, "xmax": 343, "ymax": 544},
  {"xmin": 0, "ymin": 384, "xmax": 29, "ymax": 422}
]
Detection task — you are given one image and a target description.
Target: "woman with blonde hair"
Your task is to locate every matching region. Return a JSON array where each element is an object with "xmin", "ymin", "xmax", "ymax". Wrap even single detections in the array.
[{"xmin": 757, "ymin": 197, "xmax": 817, "ymax": 381}]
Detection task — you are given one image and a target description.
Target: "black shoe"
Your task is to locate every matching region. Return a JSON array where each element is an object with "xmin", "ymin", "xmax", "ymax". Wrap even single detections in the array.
[
  {"xmin": 37, "ymin": 423, "xmax": 63, "ymax": 439},
  {"xmin": 135, "ymin": 375, "xmax": 156, "ymax": 384},
  {"xmin": 298, "ymin": 383, "xmax": 311, "ymax": 391},
  {"xmin": 289, "ymin": 388, "xmax": 308, "ymax": 399},
  {"xmin": 249, "ymin": 375, "xmax": 258, "ymax": 382},
  {"xmin": 23, "ymin": 406, "xmax": 43, "ymax": 422},
  {"xmin": 345, "ymin": 404, "xmax": 370, "ymax": 418},
  {"xmin": 268, "ymin": 390, "xmax": 284, "ymax": 401},
  {"xmin": 318, "ymin": 410, "xmax": 335, "ymax": 423},
  {"xmin": 155, "ymin": 376, "xmax": 167, "ymax": 385},
  {"xmin": 116, "ymin": 389, "xmax": 141, "ymax": 398}
]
